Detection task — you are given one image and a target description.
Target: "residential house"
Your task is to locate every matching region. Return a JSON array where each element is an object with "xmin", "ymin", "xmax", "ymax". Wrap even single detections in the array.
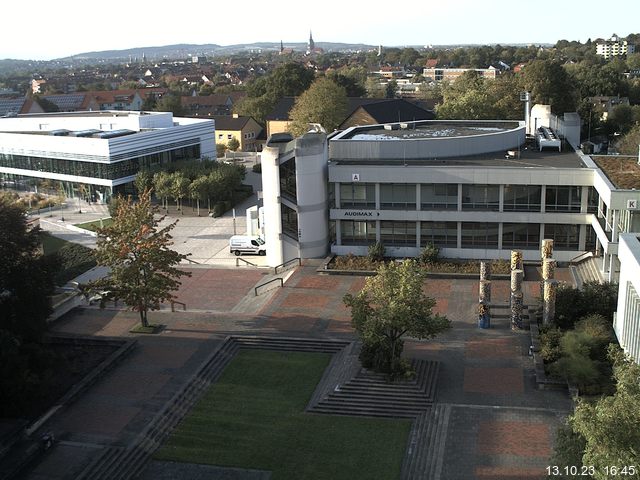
[
  {"xmin": 423, "ymin": 66, "xmax": 498, "ymax": 82},
  {"xmin": 213, "ymin": 114, "xmax": 263, "ymax": 151}
]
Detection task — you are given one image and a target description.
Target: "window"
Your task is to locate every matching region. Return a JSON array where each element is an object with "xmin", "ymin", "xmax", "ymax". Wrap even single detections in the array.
[
  {"xmin": 420, "ymin": 221, "xmax": 457, "ymax": 247},
  {"xmin": 279, "ymin": 158, "xmax": 296, "ymax": 200},
  {"xmin": 281, "ymin": 204, "xmax": 298, "ymax": 239},
  {"xmin": 340, "ymin": 183, "xmax": 375, "ymax": 209},
  {"xmin": 503, "ymin": 185, "xmax": 542, "ymax": 212},
  {"xmin": 380, "ymin": 184, "xmax": 416, "ymax": 210},
  {"xmin": 587, "ymin": 187, "xmax": 598, "ymax": 214},
  {"xmin": 421, "ymin": 184, "xmax": 457, "ymax": 210},
  {"xmin": 544, "ymin": 224, "xmax": 579, "ymax": 250},
  {"xmin": 545, "ymin": 186, "xmax": 581, "ymax": 212},
  {"xmin": 218, "ymin": 134, "xmax": 223, "ymax": 139},
  {"xmin": 462, "ymin": 185, "xmax": 499, "ymax": 211},
  {"xmin": 380, "ymin": 221, "xmax": 416, "ymax": 246},
  {"xmin": 227, "ymin": 134, "xmax": 233, "ymax": 140},
  {"xmin": 461, "ymin": 222, "xmax": 499, "ymax": 248},
  {"xmin": 502, "ymin": 223, "xmax": 540, "ymax": 249},
  {"xmin": 341, "ymin": 220, "xmax": 377, "ymax": 245}
]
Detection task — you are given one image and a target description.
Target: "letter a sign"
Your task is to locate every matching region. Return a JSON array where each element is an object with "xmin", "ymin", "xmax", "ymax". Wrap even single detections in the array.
[{"xmin": 352, "ymin": 173, "xmax": 360, "ymax": 182}]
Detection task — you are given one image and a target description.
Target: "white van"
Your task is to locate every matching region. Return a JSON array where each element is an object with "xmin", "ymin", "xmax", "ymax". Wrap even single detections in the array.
[{"xmin": 229, "ymin": 235, "xmax": 266, "ymax": 256}]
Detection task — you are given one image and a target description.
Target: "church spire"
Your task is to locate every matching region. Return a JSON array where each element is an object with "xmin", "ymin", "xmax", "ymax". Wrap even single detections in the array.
[{"xmin": 307, "ymin": 30, "xmax": 315, "ymax": 54}]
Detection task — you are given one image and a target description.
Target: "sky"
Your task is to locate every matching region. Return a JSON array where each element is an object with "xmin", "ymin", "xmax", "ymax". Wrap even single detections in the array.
[{"xmin": 2, "ymin": 0, "xmax": 640, "ymax": 61}]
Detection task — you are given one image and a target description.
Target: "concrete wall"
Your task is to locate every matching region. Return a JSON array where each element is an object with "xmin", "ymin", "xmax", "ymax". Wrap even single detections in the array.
[{"xmin": 614, "ymin": 233, "xmax": 640, "ymax": 363}]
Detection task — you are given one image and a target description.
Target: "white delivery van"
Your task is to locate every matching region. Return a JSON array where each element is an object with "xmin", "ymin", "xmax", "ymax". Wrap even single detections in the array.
[{"xmin": 229, "ymin": 235, "xmax": 266, "ymax": 256}]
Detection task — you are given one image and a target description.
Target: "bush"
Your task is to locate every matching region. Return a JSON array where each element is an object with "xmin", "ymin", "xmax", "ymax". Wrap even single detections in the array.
[
  {"xmin": 419, "ymin": 243, "xmax": 440, "ymax": 264},
  {"xmin": 367, "ymin": 242, "xmax": 385, "ymax": 262},
  {"xmin": 554, "ymin": 282, "xmax": 619, "ymax": 330},
  {"xmin": 540, "ymin": 326, "xmax": 563, "ymax": 364},
  {"xmin": 53, "ymin": 243, "xmax": 96, "ymax": 285},
  {"xmin": 252, "ymin": 163, "xmax": 262, "ymax": 173},
  {"xmin": 212, "ymin": 201, "xmax": 228, "ymax": 218}
]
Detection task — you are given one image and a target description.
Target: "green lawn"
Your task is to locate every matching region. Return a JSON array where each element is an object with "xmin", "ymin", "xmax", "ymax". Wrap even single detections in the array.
[
  {"xmin": 74, "ymin": 218, "xmax": 112, "ymax": 232},
  {"xmin": 156, "ymin": 350, "xmax": 411, "ymax": 480}
]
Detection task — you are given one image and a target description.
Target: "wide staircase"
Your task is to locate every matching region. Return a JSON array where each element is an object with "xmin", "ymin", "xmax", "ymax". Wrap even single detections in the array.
[
  {"xmin": 76, "ymin": 336, "xmax": 349, "ymax": 480},
  {"xmin": 571, "ymin": 255, "xmax": 604, "ymax": 288},
  {"xmin": 309, "ymin": 359, "xmax": 440, "ymax": 418}
]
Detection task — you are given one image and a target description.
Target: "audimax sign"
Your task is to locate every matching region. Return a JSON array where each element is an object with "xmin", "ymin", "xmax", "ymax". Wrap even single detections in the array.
[{"xmin": 343, "ymin": 211, "xmax": 380, "ymax": 217}]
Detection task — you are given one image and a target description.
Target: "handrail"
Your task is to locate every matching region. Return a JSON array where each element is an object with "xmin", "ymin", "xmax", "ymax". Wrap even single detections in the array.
[
  {"xmin": 274, "ymin": 257, "xmax": 301, "ymax": 275},
  {"xmin": 254, "ymin": 277, "xmax": 283, "ymax": 296},
  {"xmin": 184, "ymin": 257, "xmax": 200, "ymax": 265},
  {"xmin": 236, "ymin": 257, "xmax": 258, "ymax": 267},
  {"xmin": 170, "ymin": 300, "xmax": 186, "ymax": 312},
  {"xmin": 568, "ymin": 250, "xmax": 594, "ymax": 265}
]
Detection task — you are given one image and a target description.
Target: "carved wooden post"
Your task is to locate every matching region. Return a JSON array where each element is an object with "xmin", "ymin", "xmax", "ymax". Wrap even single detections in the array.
[
  {"xmin": 542, "ymin": 258, "xmax": 556, "ymax": 281},
  {"xmin": 480, "ymin": 261, "xmax": 492, "ymax": 281},
  {"xmin": 511, "ymin": 291, "xmax": 524, "ymax": 330},
  {"xmin": 510, "ymin": 269, "xmax": 524, "ymax": 295},
  {"xmin": 541, "ymin": 239, "xmax": 554, "ymax": 261},
  {"xmin": 543, "ymin": 279, "xmax": 557, "ymax": 326},
  {"xmin": 510, "ymin": 250, "xmax": 523, "ymax": 272}
]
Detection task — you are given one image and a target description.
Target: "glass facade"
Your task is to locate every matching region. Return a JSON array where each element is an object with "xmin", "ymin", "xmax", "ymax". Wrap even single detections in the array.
[
  {"xmin": 544, "ymin": 224, "xmax": 579, "ymax": 250},
  {"xmin": 341, "ymin": 220, "xmax": 376, "ymax": 245},
  {"xmin": 545, "ymin": 186, "xmax": 581, "ymax": 212},
  {"xmin": 503, "ymin": 185, "xmax": 542, "ymax": 212},
  {"xmin": 462, "ymin": 185, "xmax": 499, "ymax": 211},
  {"xmin": 502, "ymin": 223, "xmax": 540, "ymax": 249},
  {"xmin": 420, "ymin": 221, "xmax": 458, "ymax": 247},
  {"xmin": 340, "ymin": 183, "xmax": 375, "ymax": 208},
  {"xmin": 279, "ymin": 158, "xmax": 297, "ymax": 201},
  {"xmin": 420, "ymin": 184, "xmax": 458, "ymax": 210},
  {"xmin": 380, "ymin": 221, "xmax": 416, "ymax": 246},
  {"xmin": 0, "ymin": 145, "xmax": 200, "ymax": 181},
  {"xmin": 380, "ymin": 183, "xmax": 416, "ymax": 210},
  {"xmin": 281, "ymin": 204, "xmax": 298, "ymax": 240},
  {"xmin": 461, "ymin": 222, "xmax": 499, "ymax": 248}
]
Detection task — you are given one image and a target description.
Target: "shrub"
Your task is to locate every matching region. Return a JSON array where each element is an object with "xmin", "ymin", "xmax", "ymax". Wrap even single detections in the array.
[
  {"xmin": 212, "ymin": 201, "xmax": 228, "ymax": 218},
  {"xmin": 550, "ymin": 330, "xmax": 603, "ymax": 389},
  {"xmin": 419, "ymin": 243, "xmax": 440, "ymax": 264},
  {"xmin": 540, "ymin": 326, "xmax": 563, "ymax": 363},
  {"xmin": 554, "ymin": 282, "xmax": 619, "ymax": 330},
  {"xmin": 252, "ymin": 163, "xmax": 262, "ymax": 173},
  {"xmin": 367, "ymin": 242, "xmax": 385, "ymax": 262},
  {"xmin": 53, "ymin": 243, "xmax": 96, "ymax": 285}
]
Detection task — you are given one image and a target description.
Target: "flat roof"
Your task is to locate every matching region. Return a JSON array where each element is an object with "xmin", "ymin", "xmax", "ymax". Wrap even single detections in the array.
[
  {"xmin": 338, "ymin": 120, "xmax": 521, "ymax": 141},
  {"xmin": 592, "ymin": 155, "xmax": 640, "ymax": 189},
  {"xmin": 330, "ymin": 138, "xmax": 587, "ymax": 169}
]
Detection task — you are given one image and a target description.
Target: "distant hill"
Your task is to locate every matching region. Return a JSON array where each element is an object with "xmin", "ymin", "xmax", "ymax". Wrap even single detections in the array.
[{"xmin": 59, "ymin": 42, "xmax": 378, "ymax": 61}]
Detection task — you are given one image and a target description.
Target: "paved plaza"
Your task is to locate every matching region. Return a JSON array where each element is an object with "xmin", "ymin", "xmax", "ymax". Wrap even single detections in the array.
[
  {"xmin": 22, "ymin": 260, "xmax": 573, "ymax": 480},
  {"xmin": 25, "ymin": 165, "xmax": 573, "ymax": 479}
]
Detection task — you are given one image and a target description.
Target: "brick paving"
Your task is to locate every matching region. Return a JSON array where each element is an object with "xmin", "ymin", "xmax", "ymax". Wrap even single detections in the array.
[{"xmin": 31, "ymin": 263, "xmax": 574, "ymax": 480}]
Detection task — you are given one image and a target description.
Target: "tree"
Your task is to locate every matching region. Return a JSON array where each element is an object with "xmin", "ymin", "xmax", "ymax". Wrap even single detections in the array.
[
  {"xmin": 154, "ymin": 93, "xmax": 185, "ymax": 116},
  {"xmin": 616, "ymin": 123, "xmax": 640, "ymax": 155},
  {"xmin": 343, "ymin": 260, "xmax": 450, "ymax": 376},
  {"xmin": 216, "ymin": 143, "xmax": 227, "ymax": 158},
  {"xmin": 519, "ymin": 60, "xmax": 576, "ymax": 113},
  {"xmin": 568, "ymin": 346, "xmax": 640, "ymax": 479},
  {"xmin": 0, "ymin": 195, "xmax": 56, "ymax": 342},
  {"xmin": 227, "ymin": 137, "xmax": 240, "ymax": 152},
  {"xmin": 289, "ymin": 78, "xmax": 348, "ymax": 136},
  {"xmin": 89, "ymin": 190, "xmax": 191, "ymax": 327},
  {"xmin": 135, "ymin": 169, "xmax": 153, "ymax": 196}
]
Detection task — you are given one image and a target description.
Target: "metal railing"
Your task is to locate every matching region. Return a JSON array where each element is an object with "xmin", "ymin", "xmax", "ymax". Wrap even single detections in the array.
[
  {"xmin": 254, "ymin": 277, "xmax": 283, "ymax": 296},
  {"xmin": 274, "ymin": 257, "xmax": 301, "ymax": 275},
  {"xmin": 236, "ymin": 257, "xmax": 258, "ymax": 267},
  {"xmin": 170, "ymin": 300, "xmax": 186, "ymax": 312}
]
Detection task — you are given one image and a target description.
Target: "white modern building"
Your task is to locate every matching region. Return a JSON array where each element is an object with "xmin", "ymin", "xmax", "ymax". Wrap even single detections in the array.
[
  {"xmin": 0, "ymin": 111, "xmax": 215, "ymax": 202},
  {"xmin": 596, "ymin": 35, "xmax": 635, "ymax": 59},
  {"xmin": 261, "ymin": 116, "xmax": 640, "ymax": 282},
  {"xmin": 614, "ymin": 234, "xmax": 640, "ymax": 362}
]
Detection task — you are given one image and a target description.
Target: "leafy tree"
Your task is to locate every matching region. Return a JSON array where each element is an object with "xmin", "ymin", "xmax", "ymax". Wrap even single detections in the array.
[
  {"xmin": 216, "ymin": 143, "xmax": 227, "ymax": 158},
  {"xmin": 89, "ymin": 190, "xmax": 191, "ymax": 327},
  {"xmin": 568, "ymin": 347, "xmax": 640, "ymax": 479},
  {"xmin": 227, "ymin": 137, "xmax": 240, "ymax": 152},
  {"xmin": 385, "ymin": 80, "xmax": 398, "ymax": 99},
  {"xmin": 289, "ymin": 78, "xmax": 348, "ymax": 136},
  {"xmin": 343, "ymin": 260, "xmax": 450, "ymax": 376},
  {"xmin": 519, "ymin": 60, "xmax": 576, "ymax": 113},
  {"xmin": 153, "ymin": 171, "xmax": 173, "ymax": 211},
  {"xmin": 367, "ymin": 241, "xmax": 385, "ymax": 262},
  {"xmin": 135, "ymin": 168, "xmax": 153, "ymax": 196},
  {"xmin": 616, "ymin": 123, "xmax": 640, "ymax": 155},
  {"xmin": 0, "ymin": 196, "xmax": 56, "ymax": 342},
  {"xmin": 154, "ymin": 93, "xmax": 185, "ymax": 116}
]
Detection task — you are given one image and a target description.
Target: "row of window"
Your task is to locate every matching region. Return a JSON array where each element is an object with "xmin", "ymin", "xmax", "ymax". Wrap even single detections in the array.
[
  {"xmin": 337, "ymin": 183, "xmax": 597, "ymax": 213},
  {"xmin": 338, "ymin": 220, "xmax": 590, "ymax": 250},
  {"xmin": 0, "ymin": 145, "xmax": 200, "ymax": 181}
]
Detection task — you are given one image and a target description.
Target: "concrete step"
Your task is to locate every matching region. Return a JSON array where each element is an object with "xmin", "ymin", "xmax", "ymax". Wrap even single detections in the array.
[{"xmin": 311, "ymin": 405, "xmax": 422, "ymax": 418}]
